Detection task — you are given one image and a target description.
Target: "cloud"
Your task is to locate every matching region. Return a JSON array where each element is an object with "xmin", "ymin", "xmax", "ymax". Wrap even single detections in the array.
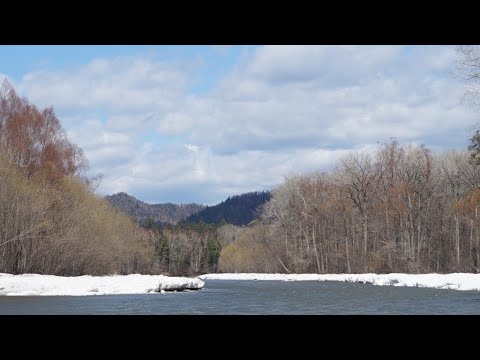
[
  {"xmin": 18, "ymin": 56, "xmax": 190, "ymax": 114},
  {"xmin": 158, "ymin": 113, "xmax": 193, "ymax": 136},
  {"xmin": 175, "ymin": 46, "xmax": 474, "ymax": 156},
  {"xmin": 245, "ymin": 45, "xmax": 403, "ymax": 86},
  {"xmin": 97, "ymin": 143, "xmax": 360, "ymax": 205},
  {"xmin": 9, "ymin": 46, "xmax": 478, "ymax": 204}
]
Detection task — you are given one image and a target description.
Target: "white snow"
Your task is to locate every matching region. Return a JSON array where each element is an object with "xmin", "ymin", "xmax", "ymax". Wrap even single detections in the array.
[
  {"xmin": 198, "ymin": 273, "xmax": 480, "ymax": 291},
  {"xmin": 0, "ymin": 273, "xmax": 204, "ymax": 296}
]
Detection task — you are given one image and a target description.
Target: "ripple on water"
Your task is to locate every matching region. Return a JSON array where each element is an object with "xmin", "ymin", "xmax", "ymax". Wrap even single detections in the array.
[{"xmin": 0, "ymin": 280, "xmax": 479, "ymax": 314}]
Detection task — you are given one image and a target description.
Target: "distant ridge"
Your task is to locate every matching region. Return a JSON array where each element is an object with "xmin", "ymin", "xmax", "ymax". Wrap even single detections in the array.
[
  {"xmin": 105, "ymin": 190, "xmax": 272, "ymax": 227},
  {"xmin": 105, "ymin": 192, "xmax": 204, "ymax": 225},
  {"xmin": 183, "ymin": 191, "xmax": 271, "ymax": 226}
]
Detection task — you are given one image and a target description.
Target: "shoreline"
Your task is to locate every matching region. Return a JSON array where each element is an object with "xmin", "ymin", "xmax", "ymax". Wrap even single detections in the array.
[
  {"xmin": 3, "ymin": 272, "xmax": 480, "ymax": 296},
  {"xmin": 198, "ymin": 273, "xmax": 480, "ymax": 291},
  {"xmin": 0, "ymin": 273, "xmax": 204, "ymax": 296}
]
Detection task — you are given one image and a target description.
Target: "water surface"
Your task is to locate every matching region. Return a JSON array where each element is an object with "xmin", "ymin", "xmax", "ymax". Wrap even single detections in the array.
[{"xmin": 1, "ymin": 280, "xmax": 479, "ymax": 314}]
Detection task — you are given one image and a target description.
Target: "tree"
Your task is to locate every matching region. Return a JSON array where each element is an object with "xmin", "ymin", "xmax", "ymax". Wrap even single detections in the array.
[
  {"xmin": 155, "ymin": 233, "xmax": 170, "ymax": 272},
  {"xmin": 468, "ymin": 130, "xmax": 480, "ymax": 165},
  {"xmin": 455, "ymin": 46, "xmax": 480, "ymax": 164},
  {"xmin": 206, "ymin": 237, "xmax": 221, "ymax": 270},
  {"xmin": 455, "ymin": 46, "xmax": 480, "ymax": 108},
  {"xmin": 218, "ymin": 139, "xmax": 480, "ymax": 274},
  {"xmin": 340, "ymin": 152, "xmax": 379, "ymax": 270},
  {"xmin": 0, "ymin": 80, "xmax": 87, "ymax": 184},
  {"xmin": 143, "ymin": 216, "xmax": 155, "ymax": 229},
  {"xmin": 0, "ymin": 81, "xmax": 156, "ymax": 276}
]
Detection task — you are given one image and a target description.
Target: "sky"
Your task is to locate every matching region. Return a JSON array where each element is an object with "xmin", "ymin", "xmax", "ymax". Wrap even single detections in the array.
[{"xmin": 0, "ymin": 45, "xmax": 476, "ymax": 205}]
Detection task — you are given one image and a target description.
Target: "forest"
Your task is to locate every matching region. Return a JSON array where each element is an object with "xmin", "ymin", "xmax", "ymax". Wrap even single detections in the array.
[
  {"xmin": 0, "ymin": 80, "xmax": 153, "ymax": 275},
  {"xmin": 3, "ymin": 80, "xmax": 480, "ymax": 276},
  {"xmin": 2, "ymin": 46, "xmax": 480, "ymax": 276},
  {"xmin": 0, "ymin": 79, "xmax": 233, "ymax": 276},
  {"xmin": 104, "ymin": 190, "xmax": 271, "ymax": 227},
  {"xmin": 219, "ymin": 140, "xmax": 480, "ymax": 273},
  {"xmin": 183, "ymin": 191, "xmax": 271, "ymax": 226},
  {"xmin": 105, "ymin": 192, "xmax": 204, "ymax": 226}
]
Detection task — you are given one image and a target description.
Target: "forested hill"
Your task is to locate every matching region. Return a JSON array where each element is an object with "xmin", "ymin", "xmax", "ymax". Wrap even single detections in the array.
[
  {"xmin": 184, "ymin": 191, "xmax": 272, "ymax": 226},
  {"xmin": 105, "ymin": 192, "xmax": 204, "ymax": 225}
]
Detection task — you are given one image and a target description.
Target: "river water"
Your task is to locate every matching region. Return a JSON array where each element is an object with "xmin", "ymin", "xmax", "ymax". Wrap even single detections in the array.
[{"xmin": 1, "ymin": 280, "xmax": 480, "ymax": 314}]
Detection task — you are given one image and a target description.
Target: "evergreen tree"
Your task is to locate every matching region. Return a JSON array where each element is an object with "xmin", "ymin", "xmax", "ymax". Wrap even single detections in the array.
[
  {"xmin": 155, "ymin": 233, "xmax": 170, "ymax": 271},
  {"xmin": 468, "ymin": 130, "xmax": 480, "ymax": 165},
  {"xmin": 206, "ymin": 236, "xmax": 221, "ymax": 270}
]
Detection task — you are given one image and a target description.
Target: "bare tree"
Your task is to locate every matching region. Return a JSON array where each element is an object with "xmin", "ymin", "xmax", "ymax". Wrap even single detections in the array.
[
  {"xmin": 455, "ymin": 46, "xmax": 480, "ymax": 108},
  {"xmin": 219, "ymin": 140, "xmax": 480, "ymax": 275}
]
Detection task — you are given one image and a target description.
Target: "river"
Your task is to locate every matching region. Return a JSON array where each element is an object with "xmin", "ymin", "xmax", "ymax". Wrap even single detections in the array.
[{"xmin": 1, "ymin": 280, "xmax": 480, "ymax": 314}]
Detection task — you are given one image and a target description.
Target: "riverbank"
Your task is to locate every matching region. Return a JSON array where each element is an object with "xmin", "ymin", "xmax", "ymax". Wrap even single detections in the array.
[
  {"xmin": 0, "ymin": 273, "xmax": 204, "ymax": 296},
  {"xmin": 198, "ymin": 273, "xmax": 480, "ymax": 291}
]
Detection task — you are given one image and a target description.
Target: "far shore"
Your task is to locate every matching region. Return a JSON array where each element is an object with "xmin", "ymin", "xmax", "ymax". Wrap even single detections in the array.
[
  {"xmin": 198, "ymin": 273, "xmax": 480, "ymax": 291},
  {"xmin": 0, "ymin": 273, "xmax": 204, "ymax": 296},
  {"xmin": 3, "ymin": 272, "xmax": 480, "ymax": 296}
]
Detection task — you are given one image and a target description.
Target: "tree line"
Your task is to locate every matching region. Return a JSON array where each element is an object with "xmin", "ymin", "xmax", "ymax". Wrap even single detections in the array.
[
  {"xmin": 2, "ymin": 46, "xmax": 480, "ymax": 276},
  {"xmin": 0, "ymin": 79, "xmax": 225, "ymax": 276},
  {"xmin": 141, "ymin": 221, "xmax": 224, "ymax": 275},
  {"xmin": 0, "ymin": 80, "xmax": 156, "ymax": 275},
  {"xmin": 218, "ymin": 140, "xmax": 480, "ymax": 274},
  {"xmin": 217, "ymin": 46, "xmax": 480, "ymax": 275}
]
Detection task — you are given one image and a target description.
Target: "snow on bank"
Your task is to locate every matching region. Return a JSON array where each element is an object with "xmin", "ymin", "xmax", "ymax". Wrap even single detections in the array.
[
  {"xmin": 198, "ymin": 273, "xmax": 480, "ymax": 291},
  {"xmin": 0, "ymin": 273, "xmax": 204, "ymax": 296}
]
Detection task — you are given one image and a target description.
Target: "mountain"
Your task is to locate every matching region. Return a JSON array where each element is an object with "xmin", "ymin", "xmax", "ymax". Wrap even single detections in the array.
[
  {"xmin": 183, "ymin": 191, "xmax": 272, "ymax": 226},
  {"xmin": 105, "ymin": 192, "xmax": 204, "ymax": 225}
]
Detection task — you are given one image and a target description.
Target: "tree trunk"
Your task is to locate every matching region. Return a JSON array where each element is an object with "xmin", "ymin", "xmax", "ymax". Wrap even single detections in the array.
[
  {"xmin": 363, "ymin": 211, "xmax": 368, "ymax": 271},
  {"xmin": 476, "ymin": 206, "xmax": 480, "ymax": 272},
  {"xmin": 323, "ymin": 225, "xmax": 327, "ymax": 273},
  {"xmin": 312, "ymin": 221, "xmax": 321, "ymax": 273},
  {"xmin": 344, "ymin": 216, "xmax": 351, "ymax": 273},
  {"xmin": 386, "ymin": 207, "xmax": 392, "ymax": 268},
  {"xmin": 407, "ymin": 193, "xmax": 415, "ymax": 262},
  {"xmin": 455, "ymin": 212, "xmax": 460, "ymax": 268},
  {"xmin": 470, "ymin": 218, "xmax": 474, "ymax": 269},
  {"xmin": 417, "ymin": 197, "xmax": 421, "ymax": 265}
]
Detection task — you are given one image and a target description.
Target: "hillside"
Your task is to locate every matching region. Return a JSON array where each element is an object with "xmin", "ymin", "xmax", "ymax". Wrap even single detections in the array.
[
  {"xmin": 105, "ymin": 192, "xmax": 204, "ymax": 225},
  {"xmin": 184, "ymin": 191, "xmax": 271, "ymax": 226}
]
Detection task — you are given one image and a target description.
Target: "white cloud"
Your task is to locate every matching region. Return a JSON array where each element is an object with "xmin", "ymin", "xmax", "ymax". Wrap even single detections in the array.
[
  {"xmin": 158, "ymin": 113, "xmax": 193, "ymax": 136},
  {"xmin": 9, "ymin": 46, "xmax": 478, "ymax": 204},
  {"xmin": 245, "ymin": 45, "xmax": 402, "ymax": 86},
  {"xmin": 97, "ymin": 143, "xmax": 361, "ymax": 205},
  {"xmin": 179, "ymin": 46, "xmax": 474, "ymax": 155},
  {"xmin": 18, "ymin": 56, "xmax": 189, "ymax": 113}
]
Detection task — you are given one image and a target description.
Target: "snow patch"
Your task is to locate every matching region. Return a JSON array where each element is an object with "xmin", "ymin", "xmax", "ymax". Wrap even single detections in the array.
[
  {"xmin": 198, "ymin": 273, "xmax": 480, "ymax": 291},
  {"xmin": 0, "ymin": 273, "xmax": 204, "ymax": 296}
]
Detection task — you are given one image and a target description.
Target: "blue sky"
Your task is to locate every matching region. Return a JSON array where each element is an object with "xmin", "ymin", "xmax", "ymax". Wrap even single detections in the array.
[
  {"xmin": 0, "ymin": 45, "xmax": 476, "ymax": 205},
  {"xmin": 0, "ymin": 45, "xmax": 252, "ymax": 95}
]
